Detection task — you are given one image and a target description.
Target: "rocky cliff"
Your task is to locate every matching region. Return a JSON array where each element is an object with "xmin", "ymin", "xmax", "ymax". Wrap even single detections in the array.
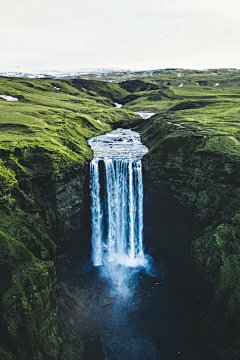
[{"xmin": 130, "ymin": 78, "xmax": 240, "ymax": 358}]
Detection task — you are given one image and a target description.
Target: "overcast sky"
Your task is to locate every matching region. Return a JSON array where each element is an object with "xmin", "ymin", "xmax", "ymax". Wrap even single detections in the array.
[{"xmin": 1, "ymin": 0, "xmax": 240, "ymax": 72}]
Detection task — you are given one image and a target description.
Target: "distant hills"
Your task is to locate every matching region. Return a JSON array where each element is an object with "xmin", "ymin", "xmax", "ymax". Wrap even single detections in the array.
[{"xmin": 1, "ymin": 67, "xmax": 239, "ymax": 81}]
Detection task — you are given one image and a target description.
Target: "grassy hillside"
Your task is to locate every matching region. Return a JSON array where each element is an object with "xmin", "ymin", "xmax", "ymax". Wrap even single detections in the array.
[{"xmin": 0, "ymin": 77, "xmax": 131, "ymax": 165}]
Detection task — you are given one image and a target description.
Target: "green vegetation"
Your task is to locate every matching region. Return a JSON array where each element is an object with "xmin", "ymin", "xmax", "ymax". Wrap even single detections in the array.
[
  {"xmin": 0, "ymin": 76, "xmax": 136, "ymax": 359},
  {"xmin": 1, "ymin": 69, "xmax": 240, "ymax": 359},
  {"xmin": 118, "ymin": 70, "xmax": 240, "ymax": 358},
  {"xmin": 0, "ymin": 231, "xmax": 59, "ymax": 360},
  {"xmin": 0, "ymin": 77, "xmax": 132, "ymax": 168}
]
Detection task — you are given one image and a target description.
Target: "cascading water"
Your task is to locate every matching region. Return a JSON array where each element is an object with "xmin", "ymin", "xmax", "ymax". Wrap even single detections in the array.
[{"xmin": 88, "ymin": 129, "xmax": 148, "ymax": 267}]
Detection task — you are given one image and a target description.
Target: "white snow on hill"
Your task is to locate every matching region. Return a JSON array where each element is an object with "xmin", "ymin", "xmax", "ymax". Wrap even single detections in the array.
[{"xmin": 0, "ymin": 94, "xmax": 18, "ymax": 101}]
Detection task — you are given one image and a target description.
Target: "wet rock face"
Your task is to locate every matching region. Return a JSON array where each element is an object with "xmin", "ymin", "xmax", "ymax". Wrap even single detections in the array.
[
  {"xmin": 192, "ymin": 215, "xmax": 240, "ymax": 358},
  {"xmin": 58, "ymin": 280, "xmax": 107, "ymax": 360},
  {"xmin": 140, "ymin": 119, "xmax": 240, "ymax": 358},
  {"xmin": 56, "ymin": 170, "xmax": 87, "ymax": 234}
]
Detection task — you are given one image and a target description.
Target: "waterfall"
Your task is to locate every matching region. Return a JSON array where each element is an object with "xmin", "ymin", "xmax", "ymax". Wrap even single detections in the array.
[{"xmin": 88, "ymin": 129, "xmax": 148, "ymax": 267}]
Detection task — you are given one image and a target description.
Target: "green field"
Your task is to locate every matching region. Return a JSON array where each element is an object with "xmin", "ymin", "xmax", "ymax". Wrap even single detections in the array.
[
  {"xmin": 121, "ymin": 74, "xmax": 240, "ymax": 160},
  {"xmin": 0, "ymin": 77, "xmax": 135, "ymax": 170}
]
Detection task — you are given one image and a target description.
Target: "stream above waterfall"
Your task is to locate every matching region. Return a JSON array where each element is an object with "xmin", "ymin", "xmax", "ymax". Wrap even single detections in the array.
[{"xmin": 88, "ymin": 128, "xmax": 148, "ymax": 160}]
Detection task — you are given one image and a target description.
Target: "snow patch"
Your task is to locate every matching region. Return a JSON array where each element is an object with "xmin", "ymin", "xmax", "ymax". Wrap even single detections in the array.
[
  {"xmin": 196, "ymin": 82, "xmax": 200, "ymax": 86},
  {"xmin": 214, "ymin": 83, "xmax": 220, "ymax": 87},
  {"xmin": 178, "ymin": 84, "xmax": 184, "ymax": 87},
  {"xmin": 96, "ymin": 119, "xmax": 102, "ymax": 123},
  {"xmin": 0, "ymin": 94, "xmax": 18, "ymax": 101},
  {"xmin": 54, "ymin": 86, "xmax": 60, "ymax": 90}
]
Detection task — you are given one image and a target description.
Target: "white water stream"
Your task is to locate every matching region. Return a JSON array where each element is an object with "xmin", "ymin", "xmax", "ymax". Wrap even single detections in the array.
[
  {"xmin": 88, "ymin": 129, "xmax": 148, "ymax": 268},
  {"xmin": 135, "ymin": 112, "xmax": 156, "ymax": 120}
]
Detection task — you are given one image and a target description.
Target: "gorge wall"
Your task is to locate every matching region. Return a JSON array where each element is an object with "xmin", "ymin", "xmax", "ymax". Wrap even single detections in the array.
[{"xmin": 139, "ymin": 115, "xmax": 240, "ymax": 359}]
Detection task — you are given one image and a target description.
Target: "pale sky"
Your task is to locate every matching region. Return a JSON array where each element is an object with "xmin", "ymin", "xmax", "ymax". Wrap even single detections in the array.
[{"xmin": 0, "ymin": 0, "xmax": 240, "ymax": 72}]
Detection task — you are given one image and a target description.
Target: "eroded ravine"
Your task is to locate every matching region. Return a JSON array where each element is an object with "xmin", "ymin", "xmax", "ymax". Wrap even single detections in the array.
[{"xmin": 57, "ymin": 128, "xmax": 221, "ymax": 360}]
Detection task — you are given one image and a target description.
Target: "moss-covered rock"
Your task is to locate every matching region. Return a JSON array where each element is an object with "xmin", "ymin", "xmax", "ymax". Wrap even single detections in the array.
[
  {"xmin": 0, "ymin": 346, "xmax": 15, "ymax": 360},
  {"xmin": 0, "ymin": 76, "xmax": 137, "ymax": 359},
  {"xmin": 139, "ymin": 109, "xmax": 240, "ymax": 358},
  {"xmin": 0, "ymin": 231, "xmax": 59, "ymax": 359}
]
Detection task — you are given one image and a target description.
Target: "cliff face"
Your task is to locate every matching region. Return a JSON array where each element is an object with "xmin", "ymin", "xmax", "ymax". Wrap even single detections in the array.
[{"xmin": 139, "ymin": 115, "xmax": 240, "ymax": 359}]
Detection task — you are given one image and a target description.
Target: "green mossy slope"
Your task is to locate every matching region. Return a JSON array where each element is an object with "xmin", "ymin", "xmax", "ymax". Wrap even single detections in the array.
[
  {"xmin": 0, "ymin": 231, "xmax": 58, "ymax": 360},
  {"xmin": 132, "ymin": 72, "xmax": 240, "ymax": 358},
  {"xmin": 0, "ymin": 76, "xmax": 137, "ymax": 359}
]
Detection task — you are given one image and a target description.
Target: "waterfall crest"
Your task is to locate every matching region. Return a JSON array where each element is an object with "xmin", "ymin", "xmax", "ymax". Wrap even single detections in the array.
[{"xmin": 88, "ymin": 129, "xmax": 148, "ymax": 267}]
